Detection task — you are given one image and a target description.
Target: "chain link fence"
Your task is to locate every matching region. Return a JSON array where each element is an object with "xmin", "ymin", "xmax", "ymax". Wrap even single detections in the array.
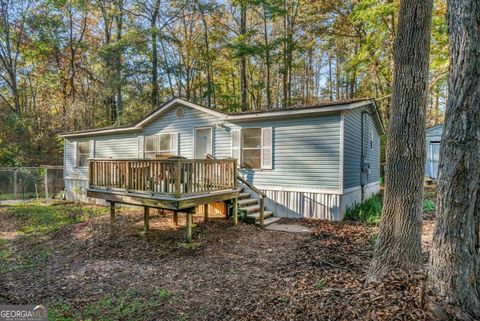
[{"xmin": 0, "ymin": 166, "xmax": 64, "ymax": 201}]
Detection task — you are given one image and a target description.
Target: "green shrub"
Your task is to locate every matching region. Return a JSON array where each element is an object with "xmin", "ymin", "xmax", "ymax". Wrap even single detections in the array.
[
  {"xmin": 345, "ymin": 195, "xmax": 383, "ymax": 224},
  {"xmin": 423, "ymin": 199, "xmax": 435, "ymax": 213}
]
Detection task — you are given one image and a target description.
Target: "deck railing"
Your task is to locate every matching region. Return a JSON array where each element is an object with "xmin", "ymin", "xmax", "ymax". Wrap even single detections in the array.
[{"xmin": 89, "ymin": 159, "xmax": 237, "ymax": 197}]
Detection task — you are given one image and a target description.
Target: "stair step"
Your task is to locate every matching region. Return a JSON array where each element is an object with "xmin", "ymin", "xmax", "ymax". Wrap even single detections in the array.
[
  {"xmin": 238, "ymin": 192, "xmax": 251, "ymax": 200},
  {"xmin": 247, "ymin": 211, "xmax": 273, "ymax": 220},
  {"xmin": 241, "ymin": 204, "xmax": 261, "ymax": 213},
  {"xmin": 238, "ymin": 198, "xmax": 258, "ymax": 206},
  {"xmin": 259, "ymin": 217, "xmax": 282, "ymax": 227}
]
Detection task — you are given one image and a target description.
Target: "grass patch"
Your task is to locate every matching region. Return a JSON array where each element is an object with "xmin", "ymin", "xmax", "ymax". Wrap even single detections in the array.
[
  {"xmin": 315, "ymin": 279, "xmax": 325, "ymax": 290},
  {"xmin": 49, "ymin": 288, "xmax": 175, "ymax": 321},
  {"xmin": 423, "ymin": 199, "xmax": 435, "ymax": 213},
  {"xmin": 5, "ymin": 202, "xmax": 107, "ymax": 235},
  {"xmin": 345, "ymin": 195, "xmax": 383, "ymax": 224},
  {"xmin": 0, "ymin": 193, "xmax": 39, "ymax": 200}
]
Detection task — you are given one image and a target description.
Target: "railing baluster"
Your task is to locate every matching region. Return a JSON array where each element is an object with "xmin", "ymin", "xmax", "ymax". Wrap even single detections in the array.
[{"xmin": 88, "ymin": 158, "xmax": 236, "ymax": 196}]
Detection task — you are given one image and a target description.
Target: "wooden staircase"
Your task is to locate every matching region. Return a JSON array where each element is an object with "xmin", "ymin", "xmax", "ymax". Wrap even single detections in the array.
[
  {"xmin": 237, "ymin": 189, "xmax": 281, "ymax": 227},
  {"xmin": 202, "ymin": 154, "xmax": 280, "ymax": 227}
]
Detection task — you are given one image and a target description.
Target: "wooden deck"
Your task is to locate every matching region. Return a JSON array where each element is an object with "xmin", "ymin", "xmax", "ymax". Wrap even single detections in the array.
[{"xmin": 86, "ymin": 158, "xmax": 240, "ymax": 241}]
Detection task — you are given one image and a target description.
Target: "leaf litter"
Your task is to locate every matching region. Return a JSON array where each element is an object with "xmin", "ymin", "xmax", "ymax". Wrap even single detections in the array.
[{"xmin": 0, "ymin": 205, "xmax": 435, "ymax": 320}]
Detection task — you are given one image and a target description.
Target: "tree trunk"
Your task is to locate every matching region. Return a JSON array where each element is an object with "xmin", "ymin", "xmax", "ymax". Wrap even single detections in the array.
[
  {"xmin": 240, "ymin": 2, "xmax": 247, "ymax": 111},
  {"xmin": 328, "ymin": 54, "xmax": 333, "ymax": 101},
  {"xmin": 151, "ymin": 19, "xmax": 159, "ymax": 108},
  {"xmin": 282, "ymin": 0, "xmax": 288, "ymax": 107},
  {"xmin": 368, "ymin": 0, "xmax": 433, "ymax": 281},
  {"xmin": 199, "ymin": 7, "xmax": 213, "ymax": 108},
  {"xmin": 151, "ymin": 0, "xmax": 161, "ymax": 108},
  {"xmin": 262, "ymin": 5, "xmax": 271, "ymax": 110},
  {"xmin": 114, "ymin": 0, "xmax": 123, "ymax": 126},
  {"xmin": 427, "ymin": 0, "xmax": 480, "ymax": 319}
]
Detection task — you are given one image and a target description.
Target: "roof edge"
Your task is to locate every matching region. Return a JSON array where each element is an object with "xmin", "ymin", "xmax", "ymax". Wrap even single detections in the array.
[{"xmin": 59, "ymin": 98, "xmax": 384, "ymax": 138}]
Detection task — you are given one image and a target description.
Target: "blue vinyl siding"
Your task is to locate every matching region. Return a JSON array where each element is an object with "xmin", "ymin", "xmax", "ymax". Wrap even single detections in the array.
[
  {"xmin": 64, "ymin": 103, "xmax": 342, "ymax": 190},
  {"xmin": 343, "ymin": 107, "xmax": 381, "ymax": 189},
  {"xmin": 232, "ymin": 115, "xmax": 341, "ymax": 190}
]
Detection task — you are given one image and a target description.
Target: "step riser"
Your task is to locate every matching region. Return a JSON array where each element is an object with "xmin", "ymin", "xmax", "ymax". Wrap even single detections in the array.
[
  {"xmin": 239, "ymin": 188, "xmax": 275, "ymax": 225},
  {"xmin": 238, "ymin": 192, "xmax": 251, "ymax": 200},
  {"xmin": 258, "ymin": 217, "xmax": 281, "ymax": 227},
  {"xmin": 247, "ymin": 211, "xmax": 273, "ymax": 220},
  {"xmin": 238, "ymin": 199, "xmax": 258, "ymax": 207}
]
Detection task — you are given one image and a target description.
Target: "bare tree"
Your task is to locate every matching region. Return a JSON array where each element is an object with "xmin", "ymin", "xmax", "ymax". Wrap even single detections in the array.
[
  {"xmin": 427, "ymin": 0, "xmax": 480, "ymax": 319},
  {"xmin": 0, "ymin": 0, "xmax": 31, "ymax": 115},
  {"xmin": 367, "ymin": 0, "xmax": 433, "ymax": 281}
]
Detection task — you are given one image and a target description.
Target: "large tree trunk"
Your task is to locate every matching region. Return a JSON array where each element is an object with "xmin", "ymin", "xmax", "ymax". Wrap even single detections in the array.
[
  {"xmin": 427, "ymin": 0, "xmax": 480, "ymax": 319},
  {"xmin": 368, "ymin": 0, "xmax": 433, "ymax": 281}
]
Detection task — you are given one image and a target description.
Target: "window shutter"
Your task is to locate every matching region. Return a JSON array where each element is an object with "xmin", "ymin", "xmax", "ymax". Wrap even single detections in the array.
[
  {"xmin": 89, "ymin": 140, "xmax": 95, "ymax": 159},
  {"xmin": 137, "ymin": 135, "xmax": 145, "ymax": 158},
  {"xmin": 231, "ymin": 129, "xmax": 241, "ymax": 164},
  {"xmin": 172, "ymin": 133, "xmax": 179, "ymax": 155},
  {"xmin": 72, "ymin": 141, "xmax": 78, "ymax": 168},
  {"xmin": 261, "ymin": 127, "xmax": 273, "ymax": 169}
]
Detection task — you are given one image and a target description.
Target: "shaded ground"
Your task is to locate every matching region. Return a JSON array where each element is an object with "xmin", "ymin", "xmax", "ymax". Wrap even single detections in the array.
[{"xmin": 0, "ymin": 201, "xmax": 435, "ymax": 321}]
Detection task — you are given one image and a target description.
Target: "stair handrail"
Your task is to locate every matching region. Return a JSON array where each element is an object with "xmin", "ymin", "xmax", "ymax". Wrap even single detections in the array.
[
  {"xmin": 236, "ymin": 175, "xmax": 266, "ymax": 198},
  {"xmin": 205, "ymin": 153, "xmax": 266, "ymax": 227}
]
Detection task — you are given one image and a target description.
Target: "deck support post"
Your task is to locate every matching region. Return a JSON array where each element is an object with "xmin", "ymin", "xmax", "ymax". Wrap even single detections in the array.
[
  {"xmin": 185, "ymin": 208, "xmax": 194, "ymax": 242},
  {"xmin": 223, "ymin": 200, "xmax": 230, "ymax": 219},
  {"xmin": 233, "ymin": 198, "xmax": 238, "ymax": 225},
  {"xmin": 144, "ymin": 206, "xmax": 150, "ymax": 231},
  {"xmin": 109, "ymin": 201, "xmax": 116, "ymax": 223},
  {"xmin": 173, "ymin": 211, "xmax": 178, "ymax": 226},
  {"xmin": 259, "ymin": 197, "xmax": 265, "ymax": 227},
  {"xmin": 203, "ymin": 204, "xmax": 209, "ymax": 222}
]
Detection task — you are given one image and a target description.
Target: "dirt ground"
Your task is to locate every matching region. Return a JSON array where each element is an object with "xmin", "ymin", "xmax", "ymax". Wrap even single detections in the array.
[{"xmin": 0, "ymin": 205, "xmax": 435, "ymax": 321}]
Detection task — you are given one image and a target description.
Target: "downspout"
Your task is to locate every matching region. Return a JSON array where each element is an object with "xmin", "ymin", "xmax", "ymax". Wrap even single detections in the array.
[{"xmin": 360, "ymin": 110, "xmax": 370, "ymax": 201}]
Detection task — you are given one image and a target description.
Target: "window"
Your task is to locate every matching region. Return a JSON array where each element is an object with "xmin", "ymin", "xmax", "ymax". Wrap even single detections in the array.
[
  {"xmin": 77, "ymin": 141, "xmax": 90, "ymax": 167},
  {"xmin": 232, "ymin": 128, "xmax": 273, "ymax": 170},
  {"xmin": 242, "ymin": 128, "xmax": 262, "ymax": 169},
  {"xmin": 144, "ymin": 134, "xmax": 175, "ymax": 159},
  {"xmin": 145, "ymin": 136, "xmax": 157, "ymax": 159}
]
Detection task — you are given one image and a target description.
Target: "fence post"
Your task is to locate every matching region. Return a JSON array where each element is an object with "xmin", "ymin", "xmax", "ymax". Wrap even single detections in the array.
[
  {"xmin": 13, "ymin": 169, "xmax": 18, "ymax": 199},
  {"xmin": 44, "ymin": 167, "xmax": 49, "ymax": 199}
]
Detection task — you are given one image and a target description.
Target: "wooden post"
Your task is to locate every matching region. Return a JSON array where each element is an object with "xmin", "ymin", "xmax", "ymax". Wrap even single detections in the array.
[
  {"xmin": 13, "ymin": 169, "xmax": 18, "ymax": 199},
  {"xmin": 173, "ymin": 211, "xmax": 178, "ymax": 226},
  {"xmin": 203, "ymin": 203, "xmax": 209, "ymax": 222},
  {"xmin": 259, "ymin": 196, "xmax": 265, "ymax": 227},
  {"xmin": 175, "ymin": 161, "xmax": 181, "ymax": 197},
  {"xmin": 144, "ymin": 206, "xmax": 150, "ymax": 231},
  {"xmin": 109, "ymin": 201, "xmax": 116, "ymax": 223},
  {"xmin": 44, "ymin": 167, "xmax": 49, "ymax": 199},
  {"xmin": 233, "ymin": 198, "xmax": 238, "ymax": 225},
  {"xmin": 185, "ymin": 211, "xmax": 193, "ymax": 242}
]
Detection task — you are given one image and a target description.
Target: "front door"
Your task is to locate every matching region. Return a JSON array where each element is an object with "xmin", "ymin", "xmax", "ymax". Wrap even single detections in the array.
[{"xmin": 194, "ymin": 127, "xmax": 212, "ymax": 159}]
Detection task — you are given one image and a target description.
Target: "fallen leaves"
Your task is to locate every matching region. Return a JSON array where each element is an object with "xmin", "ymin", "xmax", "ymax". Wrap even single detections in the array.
[{"xmin": 0, "ymin": 205, "xmax": 435, "ymax": 320}]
